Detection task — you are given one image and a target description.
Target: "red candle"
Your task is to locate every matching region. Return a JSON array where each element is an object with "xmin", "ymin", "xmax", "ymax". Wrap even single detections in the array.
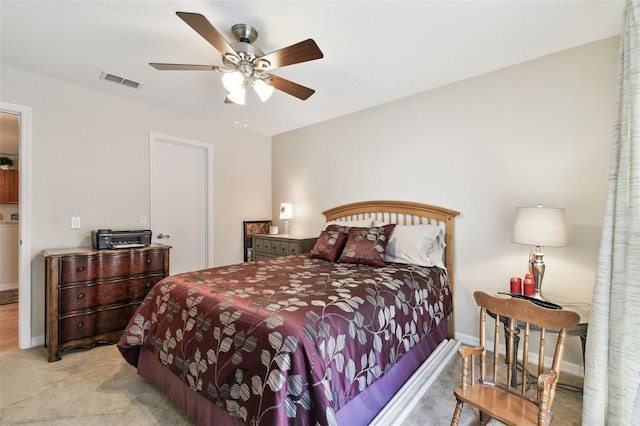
[
  {"xmin": 510, "ymin": 277, "xmax": 522, "ymax": 294},
  {"xmin": 523, "ymin": 278, "xmax": 535, "ymax": 296}
]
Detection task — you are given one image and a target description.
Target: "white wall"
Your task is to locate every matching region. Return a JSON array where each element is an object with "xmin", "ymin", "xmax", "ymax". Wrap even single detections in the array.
[
  {"xmin": 272, "ymin": 37, "xmax": 619, "ymax": 366},
  {"xmin": 0, "ymin": 66, "xmax": 272, "ymax": 340}
]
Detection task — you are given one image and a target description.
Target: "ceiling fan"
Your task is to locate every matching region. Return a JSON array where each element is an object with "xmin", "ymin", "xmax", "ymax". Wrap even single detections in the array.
[{"xmin": 150, "ymin": 12, "xmax": 324, "ymax": 105}]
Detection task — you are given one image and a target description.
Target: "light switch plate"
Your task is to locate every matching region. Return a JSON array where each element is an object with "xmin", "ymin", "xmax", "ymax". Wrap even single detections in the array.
[{"xmin": 71, "ymin": 216, "xmax": 81, "ymax": 229}]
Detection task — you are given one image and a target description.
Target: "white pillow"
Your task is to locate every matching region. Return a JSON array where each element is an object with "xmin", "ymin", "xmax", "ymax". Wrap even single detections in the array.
[
  {"xmin": 384, "ymin": 224, "xmax": 446, "ymax": 269},
  {"xmin": 325, "ymin": 219, "xmax": 373, "ymax": 229}
]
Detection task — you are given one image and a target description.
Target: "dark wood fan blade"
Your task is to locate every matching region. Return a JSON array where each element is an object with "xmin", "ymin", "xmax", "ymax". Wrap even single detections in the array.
[
  {"xmin": 176, "ymin": 12, "xmax": 237, "ymax": 57},
  {"xmin": 259, "ymin": 39, "xmax": 323, "ymax": 70},
  {"xmin": 149, "ymin": 63, "xmax": 222, "ymax": 71},
  {"xmin": 268, "ymin": 74, "xmax": 315, "ymax": 100}
]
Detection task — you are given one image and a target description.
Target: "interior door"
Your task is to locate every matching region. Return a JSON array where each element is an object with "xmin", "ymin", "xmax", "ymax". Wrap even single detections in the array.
[{"xmin": 150, "ymin": 132, "xmax": 213, "ymax": 274}]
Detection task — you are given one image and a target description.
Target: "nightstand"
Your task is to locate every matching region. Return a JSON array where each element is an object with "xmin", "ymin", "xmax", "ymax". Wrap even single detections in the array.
[{"xmin": 252, "ymin": 234, "xmax": 316, "ymax": 260}]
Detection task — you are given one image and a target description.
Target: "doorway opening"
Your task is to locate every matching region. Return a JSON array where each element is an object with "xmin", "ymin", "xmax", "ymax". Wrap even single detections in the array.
[{"xmin": 0, "ymin": 102, "xmax": 32, "ymax": 349}]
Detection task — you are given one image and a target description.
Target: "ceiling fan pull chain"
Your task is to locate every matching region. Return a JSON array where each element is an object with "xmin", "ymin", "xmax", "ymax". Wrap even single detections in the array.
[{"xmin": 244, "ymin": 103, "xmax": 248, "ymax": 128}]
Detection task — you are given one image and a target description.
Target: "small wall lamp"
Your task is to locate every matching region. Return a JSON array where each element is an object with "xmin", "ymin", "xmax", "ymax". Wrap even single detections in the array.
[{"xmin": 279, "ymin": 203, "xmax": 293, "ymax": 235}]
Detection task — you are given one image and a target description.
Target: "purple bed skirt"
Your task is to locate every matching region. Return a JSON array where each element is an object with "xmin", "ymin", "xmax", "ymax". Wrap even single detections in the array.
[{"xmin": 137, "ymin": 318, "xmax": 449, "ymax": 426}]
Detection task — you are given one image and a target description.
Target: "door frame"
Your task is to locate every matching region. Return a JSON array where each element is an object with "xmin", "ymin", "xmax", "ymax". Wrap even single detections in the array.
[
  {"xmin": 1, "ymin": 102, "xmax": 32, "ymax": 348},
  {"xmin": 149, "ymin": 132, "xmax": 214, "ymax": 269}
]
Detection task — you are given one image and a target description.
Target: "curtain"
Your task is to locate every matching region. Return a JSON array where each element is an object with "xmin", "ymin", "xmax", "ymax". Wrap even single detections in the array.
[{"xmin": 582, "ymin": 1, "xmax": 640, "ymax": 424}]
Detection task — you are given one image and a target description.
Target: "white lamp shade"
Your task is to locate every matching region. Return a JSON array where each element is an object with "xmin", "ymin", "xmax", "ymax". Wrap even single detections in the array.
[
  {"xmin": 253, "ymin": 79, "xmax": 274, "ymax": 102},
  {"xmin": 511, "ymin": 206, "xmax": 567, "ymax": 247},
  {"xmin": 226, "ymin": 88, "xmax": 246, "ymax": 105},
  {"xmin": 222, "ymin": 72, "xmax": 244, "ymax": 92},
  {"xmin": 279, "ymin": 203, "xmax": 293, "ymax": 220}
]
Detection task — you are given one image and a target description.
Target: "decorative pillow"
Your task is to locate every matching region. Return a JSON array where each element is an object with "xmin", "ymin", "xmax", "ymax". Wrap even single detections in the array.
[
  {"xmin": 308, "ymin": 230, "xmax": 348, "ymax": 262},
  {"xmin": 325, "ymin": 224, "xmax": 352, "ymax": 235},
  {"xmin": 325, "ymin": 219, "xmax": 374, "ymax": 233},
  {"xmin": 338, "ymin": 224, "xmax": 396, "ymax": 267},
  {"xmin": 384, "ymin": 224, "xmax": 446, "ymax": 269}
]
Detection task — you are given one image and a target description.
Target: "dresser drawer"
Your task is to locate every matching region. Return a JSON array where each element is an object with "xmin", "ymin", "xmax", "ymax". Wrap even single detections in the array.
[
  {"xmin": 58, "ymin": 273, "xmax": 164, "ymax": 313},
  {"xmin": 268, "ymin": 240, "xmax": 285, "ymax": 255},
  {"xmin": 59, "ymin": 250, "xmax": 166, "ymax": 284},
  {"xmin": 251, "ymin": 235, "xmax": 316, "ymax": 260},
  {"xmin": 284, "ymin": 243, "xmax": 300, "ymax": 255},
  {"xmin": 58, "ymin": 303, "xmax": 140, "ymax": 344},
  {"xmin": 253, "ymin": 237, "xmax": 270, "ymax": 254},
  {"xmin": 271, "ymin": 241, "xmax": 302, "ymax": 256}
]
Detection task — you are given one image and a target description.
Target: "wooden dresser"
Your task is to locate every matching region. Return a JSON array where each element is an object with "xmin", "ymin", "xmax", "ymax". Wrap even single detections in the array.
[
  {"xmin": 252, "ymin": 234, "xmax": 316, "ymax": 260},
  {"xmin": 43, "ymin": 244, "xmax": 170, "ymax": 362}
]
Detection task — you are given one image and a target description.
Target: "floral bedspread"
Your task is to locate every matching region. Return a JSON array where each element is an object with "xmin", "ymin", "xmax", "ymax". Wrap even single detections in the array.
[{"xmin": 118, "ymin": 255, "xmax": 452, "ymax": 425}]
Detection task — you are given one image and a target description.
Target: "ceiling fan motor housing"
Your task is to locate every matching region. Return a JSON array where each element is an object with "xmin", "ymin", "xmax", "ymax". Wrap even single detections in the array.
[{"xmin": 231, "ymin": 24, "xmax": 258, "ymax": 44}]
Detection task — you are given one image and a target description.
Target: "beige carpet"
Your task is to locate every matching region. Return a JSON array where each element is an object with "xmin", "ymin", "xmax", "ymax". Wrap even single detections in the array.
[{"xmin": 0, "ymin": 344, "xmax": 582, "ymax": 425}]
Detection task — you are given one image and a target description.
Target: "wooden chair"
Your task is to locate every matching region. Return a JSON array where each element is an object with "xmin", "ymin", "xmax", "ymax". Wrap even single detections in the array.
[{"xmin": 451, "ymin": 291, "xmax": 580, "ymax": 426}]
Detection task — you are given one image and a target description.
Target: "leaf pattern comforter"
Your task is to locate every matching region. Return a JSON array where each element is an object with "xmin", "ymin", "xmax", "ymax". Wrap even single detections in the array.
[{"xmin": 118, "ymin": 255, "xmax": 452, "ymax": 426}]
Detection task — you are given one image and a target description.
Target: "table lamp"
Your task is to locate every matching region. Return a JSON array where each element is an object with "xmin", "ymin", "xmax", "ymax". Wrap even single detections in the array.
[
  {"xmin": 511, "ymin": 205, "xmax": 567, "ymax": 300},
  {"xmin": 279, "ymin": 203, "xmax": 293, "ymax": 235}
]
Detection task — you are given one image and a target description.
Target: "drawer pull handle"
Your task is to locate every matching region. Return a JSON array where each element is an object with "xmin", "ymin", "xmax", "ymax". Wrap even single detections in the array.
[
  {"xmin": 77, "ymin": 293, "xmax": 85, "ymax": 299},
  {"xmin": 77, "ymin": 322, "xmax": 84, "ymax": 329},
  {"xmin": 146, "ymin": 282, "xmax": 152, "ymax": 288},
  {"xmin": 146, "ymin": 259, "xmax": 151, "ymax": 264},
  {"xmin": 77, "ymin": 266, "xmax": 85, "ymax": 272}
]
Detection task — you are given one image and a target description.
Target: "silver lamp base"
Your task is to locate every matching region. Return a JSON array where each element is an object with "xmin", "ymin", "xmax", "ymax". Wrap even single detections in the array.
[{"xmin": 530, "ymin": 249, "xmax": 546, "ymax": 300}]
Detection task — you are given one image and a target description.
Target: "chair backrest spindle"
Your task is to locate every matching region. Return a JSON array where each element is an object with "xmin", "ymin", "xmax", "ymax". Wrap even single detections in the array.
[
  {"xmin": 492, "ymin": 312, "xmax": 500, "ymax": 382},
  {"xmin": 521, "ymin": 322, "xmax": 530, "ymax": 394},
  {"xmin": 479, "ymin": 307, "xmax": 486, "ymax": 381}
]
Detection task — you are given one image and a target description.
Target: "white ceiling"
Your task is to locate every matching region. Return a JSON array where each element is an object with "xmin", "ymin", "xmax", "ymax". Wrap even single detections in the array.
[{"xmin": 0, "ymin": 1, "xmax": 625, "ymax": 137}]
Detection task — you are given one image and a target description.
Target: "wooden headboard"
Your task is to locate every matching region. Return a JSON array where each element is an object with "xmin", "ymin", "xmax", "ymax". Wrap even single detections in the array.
[{"xmin": 322, "ymin": 200, "xmax": 460, "ymax": 338}]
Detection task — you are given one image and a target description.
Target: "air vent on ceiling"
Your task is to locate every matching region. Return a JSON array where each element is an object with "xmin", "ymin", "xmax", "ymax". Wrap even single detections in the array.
[{"xmin": 100, "ymin": 72, "xmax": 141, "ymax": 89}]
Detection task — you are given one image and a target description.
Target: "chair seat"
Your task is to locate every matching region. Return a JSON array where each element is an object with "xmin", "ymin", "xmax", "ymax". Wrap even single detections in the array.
[{"xmin": 454, "ymin": 384, "xmax": 552, "ymax": 426}]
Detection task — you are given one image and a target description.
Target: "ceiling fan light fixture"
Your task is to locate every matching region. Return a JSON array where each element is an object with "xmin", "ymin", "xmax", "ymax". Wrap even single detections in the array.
[
  {"xmin": 152, "ymin": 12, "xmax": 324, "ymax": 112},
  {"xmin": 222, "ymin": 71, "xmax": 244, "ymax": 92},
  {"xmin": 227, "ymin": 88, "xmax": 246, "ymax": 105},
  {"xmin": 253, "ymin": 79, "xmax": 274, "ymax": 102}
]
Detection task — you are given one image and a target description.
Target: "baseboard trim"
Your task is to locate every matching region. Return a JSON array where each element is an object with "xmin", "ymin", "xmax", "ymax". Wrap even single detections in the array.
[
  {"xmin": 0, "ymin": 283, "xmax": 18, "ymax": 291},
  {"xmin": 31, "ymin": 335, "xmax": 44, "ymax": 348},
  {"xmin": 370, "ymin": 338, "xmax": 461, "ymax": 426}
]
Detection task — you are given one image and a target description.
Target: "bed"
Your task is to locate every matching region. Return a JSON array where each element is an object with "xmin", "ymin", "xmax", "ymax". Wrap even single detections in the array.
[{"xmin": 118, "ymin": 200, "xmax": 459, "ymax": 425}]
